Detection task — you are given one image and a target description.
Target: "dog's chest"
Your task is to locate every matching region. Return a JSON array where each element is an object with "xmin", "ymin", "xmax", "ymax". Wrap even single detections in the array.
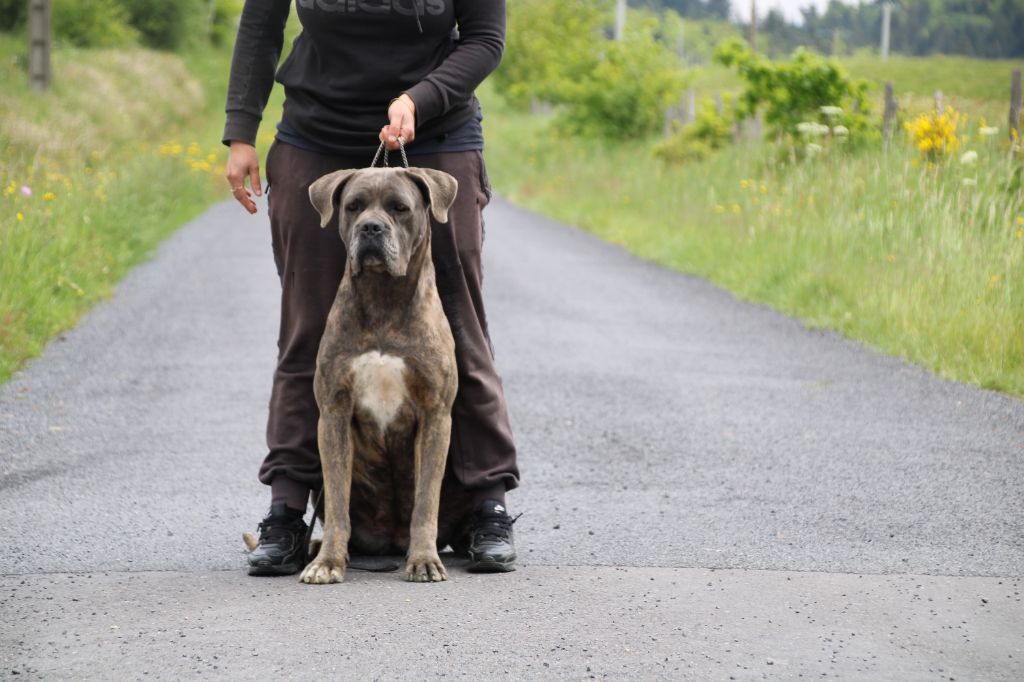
[{"xmin": 349, "ymin": 351, "xmax": 410, "ymax": 432}]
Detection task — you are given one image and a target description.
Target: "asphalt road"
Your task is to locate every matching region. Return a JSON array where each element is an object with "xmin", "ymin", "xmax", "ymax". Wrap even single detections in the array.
[{"xmin": 1, "ymin": 195, "xmax": 1022, "ymax": 680}]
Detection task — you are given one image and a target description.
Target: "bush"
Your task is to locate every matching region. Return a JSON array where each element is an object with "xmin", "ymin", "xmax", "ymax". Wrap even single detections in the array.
[
  {"xmin": 713, "ymin": 38, "xmax": 876, "ymax": 147},
  {"xmin": 52, "ymin": 0, "xmax": 138, "ymax": 48},
  {"xmin": 493, "ymin": 0, "xmax": 609, "ymax": 110},
  {"xmin": 209, "ymin": 0, "xmax": 245, "ymax": 47},
  {"xmin": 0, "ymin": 0, "xmax": 26, "ymax": 32},
  {"xmin": 654, "ymin": 97, "xmax": 735, "ymax": 163},
  {"xmin": 556, "ymin": 21, "xmax": 688, "ymax": 139},
  {"xmin": 119, "ymin": 0, "xmax": 205, "ymax": 51}
]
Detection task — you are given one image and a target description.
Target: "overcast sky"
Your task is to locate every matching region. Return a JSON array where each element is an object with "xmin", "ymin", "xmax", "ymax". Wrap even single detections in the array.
[{"xmin": 733, "ymin": 0, "xmax": 834, "ymax": 23}]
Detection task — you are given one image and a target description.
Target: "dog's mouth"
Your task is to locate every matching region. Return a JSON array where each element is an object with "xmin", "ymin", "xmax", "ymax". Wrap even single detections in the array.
[{"xmin": 354, "ymin": 241, "xmax": 390, "ymax": 273}]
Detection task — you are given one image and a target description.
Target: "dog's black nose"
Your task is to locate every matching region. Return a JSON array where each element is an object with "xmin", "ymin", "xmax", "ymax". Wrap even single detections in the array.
[{"xmin": 359, "ymin": 221, "xmax": 386, "ymax": 237}]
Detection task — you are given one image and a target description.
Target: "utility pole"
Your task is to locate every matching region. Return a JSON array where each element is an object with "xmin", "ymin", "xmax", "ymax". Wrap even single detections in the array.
[
  {"xmin": 880, "ymin": 2, "xmax": 892, "ymax": 60},
  {"xmin": 615, "ymin": 0, "xmax": 626, "ymax": 41},
  {"xmin": 749, "ymin": 0, "xmax": 757, "ymax": 51},
  {"xmin": 28, "ymin": 0, "xmax": 51, "ymax": 91}
]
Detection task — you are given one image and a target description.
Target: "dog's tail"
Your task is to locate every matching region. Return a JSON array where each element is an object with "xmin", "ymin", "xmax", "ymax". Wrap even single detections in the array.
[{"xmin": 242, "ymin": 532, "xmax": 259, "ymax": 552}]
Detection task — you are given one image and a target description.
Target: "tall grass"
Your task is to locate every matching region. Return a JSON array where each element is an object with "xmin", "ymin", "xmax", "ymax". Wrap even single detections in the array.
[
  {"xmin": 0, "ymin": 36, "xmax": 231, "ymax": 382},
  {"xmin": 481, "ymin": 89, "xmax": 1024, "ymax": 395}
]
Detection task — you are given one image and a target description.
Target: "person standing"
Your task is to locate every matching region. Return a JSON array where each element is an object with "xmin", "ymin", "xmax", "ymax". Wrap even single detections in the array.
[{"xmin": 223, "ymin": 0, "xmax": 520, "ymax": 575}]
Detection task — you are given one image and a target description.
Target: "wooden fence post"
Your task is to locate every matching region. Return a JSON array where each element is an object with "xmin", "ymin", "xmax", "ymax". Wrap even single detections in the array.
[
  {"xmin": 882, "ymin": 81, "xmax": 897, "ymax": 145},
  {"xmin": 1010, "ymin": 69, "xmax": 1022, "ymax": 144},
  {"xmin": 28, "ymin": 0, "xmax": 52, "ymax": 91}
]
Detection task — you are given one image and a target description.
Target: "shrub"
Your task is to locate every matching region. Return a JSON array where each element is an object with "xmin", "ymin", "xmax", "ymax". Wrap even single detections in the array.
[
  {"xmin": 119, "ymin": 0, "xmax": 205, "ymax": 51},
  {"xmin": 556, "ymin": 21, "xmax": 688, "ymax": 139},
  {"xmin": 0, "ymin": 0, "xmax": 26, "ymax": 32},
  {"xmin": 904, "ymin": 107, "xmax": 963, "ymax": 161},
  {"xmin": 492, "ymin": 0, "xmax": 609, "ymax": 110},
  {"xmin": 713, "ymin": 38, "xmax": 876, "ymax": 147},
  {"xmin": 52, "ymin": 0, "xmax": 138, "ymax": 48},
  {"xmin": 209, "ymin": 0, "xmax": 245, "ymax": 47},
  {"xmin": 654, "ymin": 97, "xmax": 735, "ymax": 163}
]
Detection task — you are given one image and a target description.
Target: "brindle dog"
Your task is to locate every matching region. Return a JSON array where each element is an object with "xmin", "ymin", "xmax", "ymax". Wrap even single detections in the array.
[{"xmin": 294, "ymin": 165, "xmax": 473, "ymax": 584}]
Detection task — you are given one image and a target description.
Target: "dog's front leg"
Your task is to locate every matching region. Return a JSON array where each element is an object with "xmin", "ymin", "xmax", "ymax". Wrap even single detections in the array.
[
  {"xmin": 299, "ymin": 404, "xmax": 353, "ymax": 584},
  {"xmin": 405, "ymin": 412, "xmax": 452, "ymax": 582}
]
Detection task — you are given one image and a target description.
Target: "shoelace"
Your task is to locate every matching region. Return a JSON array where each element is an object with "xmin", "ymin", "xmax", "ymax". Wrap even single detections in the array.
[
  {"xmin": 474, "ymin": 511, "xmax": 523, "ymax": 541},
  {"xmin": 256, "ymin": 517, "xmax": 304, "ymax": 547}
]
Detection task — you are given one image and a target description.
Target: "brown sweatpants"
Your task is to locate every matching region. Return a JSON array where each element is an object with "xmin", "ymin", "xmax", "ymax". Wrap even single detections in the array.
[{"xmin": 260, "ymin": 140, "xmax": 519, "ymax": 508}]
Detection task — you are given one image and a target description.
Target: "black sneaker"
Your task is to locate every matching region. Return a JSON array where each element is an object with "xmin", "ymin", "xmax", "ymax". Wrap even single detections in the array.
[
  {"xmin": 466, "ymin": 500, "xmax": 518, "ymax": 573},
  {"xmin": 247, "ymin": 503, "xmax": 309, "ymax": 576}
]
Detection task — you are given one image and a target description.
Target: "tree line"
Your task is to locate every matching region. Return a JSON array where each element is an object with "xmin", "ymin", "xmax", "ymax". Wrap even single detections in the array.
[{"xmin": 640, "ymin": 0, "xmax": 1024, "ymax": 59}]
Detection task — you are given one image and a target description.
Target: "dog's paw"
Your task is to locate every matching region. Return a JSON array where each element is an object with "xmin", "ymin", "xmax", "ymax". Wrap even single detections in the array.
[
  {"xmin": 299, "ymin": 554, "xmax": 347, "ymax": 584},
  {"xmin": 242, "ymin": 532, "xmax": 259, "ymax": 552},
  {"xmin": 404, "ymin": 551, "xmax": 448, "ymax": 583}
]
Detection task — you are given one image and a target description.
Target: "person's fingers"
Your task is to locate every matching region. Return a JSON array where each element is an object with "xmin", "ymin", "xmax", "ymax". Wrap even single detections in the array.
[{"xmin": 249, "ymin": 162, "xmax": 262, "ymax": 198}]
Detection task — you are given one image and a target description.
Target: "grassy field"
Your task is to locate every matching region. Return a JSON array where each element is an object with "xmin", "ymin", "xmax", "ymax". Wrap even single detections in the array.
[
  {"xmin": 0, "ymin": 35, "xmax": 240, "ymax": 383},
  {"xmin": 479, "ymin": 75, "xmax": 1024, "ymax": 396}
]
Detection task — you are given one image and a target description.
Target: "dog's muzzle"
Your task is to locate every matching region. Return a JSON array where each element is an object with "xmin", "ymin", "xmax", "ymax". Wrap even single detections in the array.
[{"xmin": 352, "ymin": 220, "xmax": 397, "ymax": 274}]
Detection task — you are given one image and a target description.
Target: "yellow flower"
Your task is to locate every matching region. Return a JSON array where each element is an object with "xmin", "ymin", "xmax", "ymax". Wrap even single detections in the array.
[
  {"xmin": 739, "ymin": 179, "xmax": 750, "ymax": 190},
  {"xmin": 730, "ymin": 203, "xmax": 741, "ymax": 214},
  {"xmin": 1017, "ymin": 216, "xmax": 1024, "ymax": 225},
  {"xmin": 42, "ymin": 191, "xmax": 55, "ymax": 201},
  {"xmin": 187, "ymin": 142, "xmax": 202, "ymax": 157},
  {"xmin": 16, "ymin": 211, "xmax": 24, "ymax": 221},
  {"xmin": 1017, "ymin": 229, "xmax": 1023, "ymax": 239},
  {"xmin": 759, "ymin": 184, "xmax": 767, "ymax": 194},
  {"xmin": 714, "ymin": 204, "xmax": 725, "ymax": 214},
  {"xmin": 989, "ymin": 274, "xmax": 1000, "ymax": 286},
  {"xmin": 885, "ymin": 254, "xmax": 896, "ymax": 263}
]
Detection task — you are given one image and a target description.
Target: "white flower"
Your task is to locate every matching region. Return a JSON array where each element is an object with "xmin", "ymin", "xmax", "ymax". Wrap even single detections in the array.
[
  {"xmin": 979, "ymin": 126, "xmax": 999, "ymax": 137},
  {"xmin": 959, "ymin": 150, "xmax": 978, "ymax": 165},
  {"xmin": 806, "ymin": 143, "xmax": 823, "ymax": 155},
  {"xmin": 832, "ymin": 125, "xmax": 849, "ymax": 136},
  {"xmin": 796, "ymin": 122, "xmax": 829, "ymax": 137},
  {"xmin": 820, "ymin": 105, "xmax": 843, "ymax": 117},
  {"xmin": 961, "ymin": 177, "xmax": 977, "ymax": 186}
]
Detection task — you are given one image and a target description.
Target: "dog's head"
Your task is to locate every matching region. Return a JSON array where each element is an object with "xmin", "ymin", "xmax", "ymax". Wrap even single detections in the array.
[{"xmin": 308, "ymin": 167, "xmax": 458, "ymax": 277}]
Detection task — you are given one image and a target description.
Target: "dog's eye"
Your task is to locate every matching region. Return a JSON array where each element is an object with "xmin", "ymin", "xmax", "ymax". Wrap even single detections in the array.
[
  {"xmin": 391, "ymin": 202, "xmax": 410, "ymax": 213},
  {"xmin": 345, "ymin": 201, "xmax": 362, "ymax": 212}
]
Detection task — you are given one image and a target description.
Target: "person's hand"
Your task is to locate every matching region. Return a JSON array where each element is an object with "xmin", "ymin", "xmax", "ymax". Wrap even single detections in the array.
[
  {"xmin": 225, "ymin": 141, "xmax": 262, "ymax": 214},
  {"xmin": 380, "ymin": 94, "xmax": 416, "ymax": 151}
]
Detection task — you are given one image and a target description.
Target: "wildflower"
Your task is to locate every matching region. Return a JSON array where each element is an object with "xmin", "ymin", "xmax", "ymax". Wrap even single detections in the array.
[
  {"xmin": 979, "ymin": 126, "xmax": 999, "ymax": 137},
  {"xmin": 3, "ymin": 182, "xmax": 15, "ymax": 197},
  {"xmin": 187, "ymin": 142, "xmax": 202, "ymax": 157},
  {"xmin": 1017, "ymin": 229, "xmax": 1023, "ymax": 239},
  {"xmin": 16, "ymin": 211, "xmax": 24, "ymax": 221},
  {"xmin": 42, "ymin": 191, "xmax": 55, "ymax": 201},
  {"xmin": 820, "ymin": 105, "xmax": 843, "ymax": 117},
  {"xmin": 806, "ymin": 143, "xmax": 823, "ymax": 156},
  {"xmin": 961, "ymin": 177, "xmax": 977, "ymax": 187},
  {"xmin": 886, "ymin": 254, "xmax": 896, "ymax": 263},
  {"xmin": 1017, "ymin": 216, "xmax": 1024, "ymax": 225},
  {"xmin": 960, "ymin": 150, "xmax": 978, "ymax": 165},
  {"xmin": 739, "ymin": 179, "xmax": 751, "ymax": 190},
  {"xmin": 989, "ymin": 274, "xmax": 1000, "ymax": 286},
  {"xmin": 832, "ymin": 125, "xmax": 849, "ymax": 137},
  {"xmin": 730, "ymin": 203, "xmax": 741, "ymax": 214},
  {"xmin": 20, "ymin": 185, "xmax": 31, "ymax": 197},
  {"xmin": 796, "ymin": 122, "xmax": 829, "ymax": 137},
  {"xmin": 714, "ymin": 204, "xmax": 725, "ymax": 214}
]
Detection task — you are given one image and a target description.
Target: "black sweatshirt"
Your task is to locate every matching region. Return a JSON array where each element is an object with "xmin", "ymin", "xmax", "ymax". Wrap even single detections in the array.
[{"xmin": 223, "ymin": 0, "xmax": 505, "ymax": 156}]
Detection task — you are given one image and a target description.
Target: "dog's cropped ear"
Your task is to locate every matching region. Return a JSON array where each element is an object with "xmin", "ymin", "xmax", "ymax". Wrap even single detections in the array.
[
  {"xmin": 309, "ymin": 169, "xmax": 360, "ymax": 229},
  {"xmin": 401, "ymin": 168, "xmax": 459, "ymax": 224}
]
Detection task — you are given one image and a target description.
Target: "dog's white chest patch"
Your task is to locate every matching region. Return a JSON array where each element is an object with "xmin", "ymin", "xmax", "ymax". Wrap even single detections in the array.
[{"xmin": 350, "ymin": 351, "xmax": 408, "ymax": 431}]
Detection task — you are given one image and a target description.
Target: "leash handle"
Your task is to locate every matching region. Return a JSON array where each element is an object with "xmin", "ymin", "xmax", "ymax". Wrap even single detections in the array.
[{"xmin": 371, "ymin": 137, "xmax": 409, "ymax": 169}]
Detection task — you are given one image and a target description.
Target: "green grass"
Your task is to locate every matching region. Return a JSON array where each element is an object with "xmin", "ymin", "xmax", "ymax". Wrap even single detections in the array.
[
  {"xmin": 0, "ymin": 34, "xmax": 241, "ymax": 383},
  {"xmin": 480, "ymin": 86, "xmax": 1024, "ymax": 396}
]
